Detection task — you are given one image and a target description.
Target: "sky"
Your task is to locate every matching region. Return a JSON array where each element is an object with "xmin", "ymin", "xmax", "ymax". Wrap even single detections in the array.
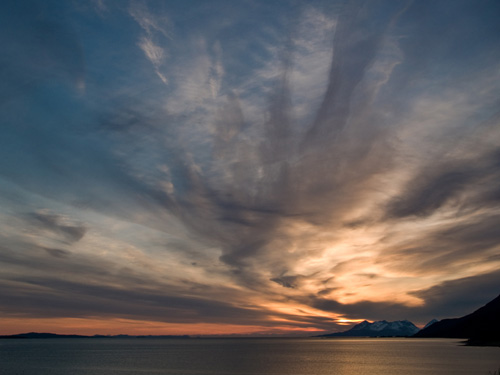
[{"xmin": 0, "ymin": 0, "xmax": 499, "ymax": 336}]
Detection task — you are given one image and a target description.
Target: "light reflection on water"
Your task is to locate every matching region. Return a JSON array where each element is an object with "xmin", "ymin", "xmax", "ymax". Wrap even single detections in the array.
[{"xmin": 0, "ymin": 338, "xmax": 498, "ymax": 375}]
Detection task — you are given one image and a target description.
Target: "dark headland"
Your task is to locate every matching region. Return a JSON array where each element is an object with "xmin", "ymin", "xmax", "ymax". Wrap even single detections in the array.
[{"xmin": 414, "ymin": 293, "xmax": 500, "ymax": 346}]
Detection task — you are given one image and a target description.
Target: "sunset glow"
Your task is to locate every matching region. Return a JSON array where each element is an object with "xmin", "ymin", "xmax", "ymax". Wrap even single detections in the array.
[{"xmin": 0, "ymin": 0, "xmax": 499, "ymax": 336}]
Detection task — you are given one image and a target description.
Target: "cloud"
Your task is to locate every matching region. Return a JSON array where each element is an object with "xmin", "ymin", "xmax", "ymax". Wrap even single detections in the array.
[
  {"xmin": 386, "ymin": 165, "xmax": 477, "ymax": 218},
  {"xmin": 129, "ymin": 1, "xmax": 170, "ymax": 38},
  {"xmin": 43, "ymin": 247, "xmax": 72, "ymax": 258},
  {"xmin": 138, "ymin": 36, "xmax": 165, "ymax": 67},
  {"xmin": 1, "ymin": 0, "xmax": 500, "ymax": 334},
  {"xmin": 385, "ymin": 147, "xmax": 500, "ymax": 219},
  {"xmin": 78, "ymin": 0, "xmax": 499, "ymax": 313},
  {"xmin": 0, "ymin": 240, "xmax": 336, "ymax": 330},
  {"xmin": 0, "ymin": 276, "xmax": 265, "ymax": 324},
  {"xmin": 26, "ymin": 211, "xmax": 87, "ymax": 243},
  {"xmin": 270, "ymin": 274, "xmax": 303, "ymax": 289},
  {"xmin": 129, "ymin": 1, "xmax": 170, "ymax": 84},
  {"xmin": 307, "ymin": 269, "xmax": 500, "ymax": 326},
  {"xmin": 410, "ymin": 269, "xmax": 500, "ymax": 320}
]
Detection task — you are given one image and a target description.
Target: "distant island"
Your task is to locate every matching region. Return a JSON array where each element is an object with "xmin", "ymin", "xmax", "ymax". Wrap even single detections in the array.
[{"xmin": 0, "ymin": 332, "xmax": 190, "ymax": 339}]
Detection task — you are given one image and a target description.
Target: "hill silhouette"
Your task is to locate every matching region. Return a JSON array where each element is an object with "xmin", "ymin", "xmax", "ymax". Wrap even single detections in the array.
[
  {"xmin": 0, "ymin": 332, "xmax": 190, "ymax": 339},
  {"xmin": 414, "ymin": 293, "xmax": 500, "ymax": 345}
]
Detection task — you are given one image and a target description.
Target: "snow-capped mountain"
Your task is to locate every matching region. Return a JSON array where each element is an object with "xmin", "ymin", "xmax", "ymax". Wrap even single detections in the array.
[{"xmin": 318, "ymin": 320, "xmax": 420, "ymax": 337}]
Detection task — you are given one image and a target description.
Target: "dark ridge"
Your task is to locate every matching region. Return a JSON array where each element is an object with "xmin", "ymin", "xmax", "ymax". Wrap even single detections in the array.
[
  {"xmin": 413, "ymin": 293, "xmax": 500, "ymax": 345},
  {"xmin": 0, "ymin": 332, "xmax": 87, "ymax": 339}
]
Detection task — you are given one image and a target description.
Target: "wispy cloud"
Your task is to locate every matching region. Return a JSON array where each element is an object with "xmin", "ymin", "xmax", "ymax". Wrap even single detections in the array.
[
  {"xmin": 138, "ymin": 36, "xmax": 165, "ymax": 67},
  {"xmin": 129, "ymin": 1, "xmax": 170, "ymax": 84}
]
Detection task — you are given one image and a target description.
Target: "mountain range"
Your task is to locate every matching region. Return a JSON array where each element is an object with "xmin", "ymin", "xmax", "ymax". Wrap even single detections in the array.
[
  {"xmin": 318, "ymin": 293, "xmax": 499, "ymax": 343},
  {"xmin": 318, "ymin": 319, "xmax": 420, "ymax": 337}
]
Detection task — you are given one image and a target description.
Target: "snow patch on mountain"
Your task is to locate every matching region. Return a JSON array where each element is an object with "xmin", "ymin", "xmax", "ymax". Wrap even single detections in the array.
[{"xmin": 319, "ymin": 320, "xmax": 420, "ymax": 337}]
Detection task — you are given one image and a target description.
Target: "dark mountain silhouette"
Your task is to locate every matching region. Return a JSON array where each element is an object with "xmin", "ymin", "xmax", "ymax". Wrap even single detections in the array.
[
  {"xmin": 318, "ymin": 320, "xmax": 420, "ymax": 337},
  {"xmin": 0, "ymin": 332, "xmax": 87, "ymax": 339},
  {"xmin": 423, "ymin": 319, "xmax": 439, "ymax": 329},
  {"xmin": 414, "ymin": 293, "xmax": 500, "ymax": 345}
]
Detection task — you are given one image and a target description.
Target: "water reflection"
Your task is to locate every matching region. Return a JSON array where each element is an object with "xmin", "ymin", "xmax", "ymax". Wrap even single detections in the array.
[{"xmin": 0, "ymin": 338, "xmax": 498, "ymax": 375}]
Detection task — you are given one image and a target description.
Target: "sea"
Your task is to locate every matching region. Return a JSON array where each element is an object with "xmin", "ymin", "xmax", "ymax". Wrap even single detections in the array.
[{"xmin": 0, "ymin": 337, "xmax": 498, "ymax": 375}]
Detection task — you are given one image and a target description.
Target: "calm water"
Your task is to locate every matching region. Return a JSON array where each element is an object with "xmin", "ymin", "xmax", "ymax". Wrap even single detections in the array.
[{"xmin": 1, "ymin": 338, "xmax": 498, "ymax": 375}]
